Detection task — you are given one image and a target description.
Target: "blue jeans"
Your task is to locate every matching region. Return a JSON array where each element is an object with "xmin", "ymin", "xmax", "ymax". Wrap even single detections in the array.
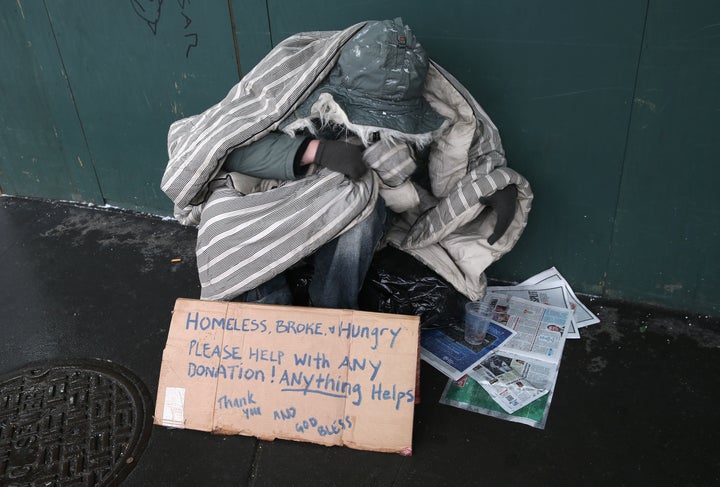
[{"xmin": 240, "ymin": 199, "xmax": 386, "ymax": 309}]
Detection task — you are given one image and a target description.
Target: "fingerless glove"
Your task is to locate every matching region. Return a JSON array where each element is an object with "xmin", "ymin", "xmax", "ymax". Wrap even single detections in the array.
[{"xmin": 314, "ymin": 139, "xmax": 367, "ymax": 180}]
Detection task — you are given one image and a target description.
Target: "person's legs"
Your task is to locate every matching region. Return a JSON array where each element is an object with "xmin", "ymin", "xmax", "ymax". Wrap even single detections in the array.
[
  {"xmin": 309, "ymin": 199, "xmax": 386, "ymax": 309},
  {"xmin": 238, "ymin": 273, "xmax": 293, "ymax": 305}
]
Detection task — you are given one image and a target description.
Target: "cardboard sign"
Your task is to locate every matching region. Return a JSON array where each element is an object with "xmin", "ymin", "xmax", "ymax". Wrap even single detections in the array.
[{"xmin": 154, "ymin": 298, "xmax": 420, "ymax": 454}]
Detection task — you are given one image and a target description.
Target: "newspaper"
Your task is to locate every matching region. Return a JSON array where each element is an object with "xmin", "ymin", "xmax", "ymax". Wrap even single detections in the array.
[
  {"xmin": 476, "ymin": 380, "xmax": 548, "ymax": 415},
  {"xmin": 438, "ymin": 267, "xmax": 599, "ymax": 426},
  {"xmin": 463, "ymin": 296, "xmax": 571, "ymax": 413},
  {"xmin": 488, "ymin": 295, "xmax": 572, "ymax": 362},
  {"xmin": 474, "ymin": 350, "xmax": 558, "ymax": 391},
  {"xmin": 440, "ymin": 294, "xmax": 573, "ymax": 423},
  {"xmin": 440, "ymin": 374, "xmax": 555, "ymax": 429},
  {"xmin": 468, "ymin": 351, "xmax": 555, "ymax": 414},
  {"xmin": 486, "ymin": 267, "xmax": 600, "ymax": 338},
  {"xmin": 420, "ymin": 320, "xmax": 516, "ymax": 381},
  {"xmin": 486, "ymin": 284, "xmax": 580, "ymax": 338},
  {"xmin": 518, "ymin": 266, "xmax": 600, "ymax": 329}
]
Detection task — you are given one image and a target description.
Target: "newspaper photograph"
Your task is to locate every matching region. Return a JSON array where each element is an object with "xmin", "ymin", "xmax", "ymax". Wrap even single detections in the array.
[{"xmin": 420, "ymin": 320, "xmax": 516, "ymax": 381}]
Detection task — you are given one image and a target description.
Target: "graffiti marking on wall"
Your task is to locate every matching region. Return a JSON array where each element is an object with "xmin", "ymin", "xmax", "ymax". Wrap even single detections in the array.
[{"xmin": 130, "ymin": 0, "xmax": 199, "ymax": 58}]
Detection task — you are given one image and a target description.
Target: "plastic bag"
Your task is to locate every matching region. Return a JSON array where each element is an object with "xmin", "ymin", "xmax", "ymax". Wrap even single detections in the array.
[{"xmin": 359, "ymin": 247, "xmax": 468, "ymax": 328}]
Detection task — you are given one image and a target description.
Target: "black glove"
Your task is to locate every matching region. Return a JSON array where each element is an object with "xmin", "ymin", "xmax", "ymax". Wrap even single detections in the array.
[
  {"xmin": 314, "ymin": 139, "xmax": 367, "ymax": 180},
  {"xmin": 479, "ymin": 184, "xmax": 517, "ymax": 245}
]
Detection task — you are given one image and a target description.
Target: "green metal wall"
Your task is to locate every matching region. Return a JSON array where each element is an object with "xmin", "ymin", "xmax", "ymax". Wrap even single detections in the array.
[{"xmin": 1, "ymin": 1, "xmax": 718, "ymax": 316}]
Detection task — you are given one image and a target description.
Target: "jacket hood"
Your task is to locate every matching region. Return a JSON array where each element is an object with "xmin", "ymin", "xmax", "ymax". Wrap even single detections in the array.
[{"xmin": 291, "ymin": 18, "xmax": 446, "ymax": 136}]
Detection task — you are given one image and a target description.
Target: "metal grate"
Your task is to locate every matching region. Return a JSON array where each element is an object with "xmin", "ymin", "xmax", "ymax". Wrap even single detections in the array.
[{"xmin": 0, "ymin": 360, "xmax": 152, "ymax": 486}]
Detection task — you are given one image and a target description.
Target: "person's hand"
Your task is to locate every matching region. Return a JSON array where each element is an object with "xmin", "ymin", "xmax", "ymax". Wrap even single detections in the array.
[
  {"xmin": 479, "ymin": 185, "xmax": 517, "ymax": 245},
  {"xmin": 312, "ymin": 139, "xmax": 367, "ymax": 179}
]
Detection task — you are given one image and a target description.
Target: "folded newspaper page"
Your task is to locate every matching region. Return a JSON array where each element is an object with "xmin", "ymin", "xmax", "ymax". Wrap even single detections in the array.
[
  {"xmin": 468, "ymin": 351, "xmax": 555, "ymax": 414},
  {"xmin": 486, "ymin": 284, "xmax": 580, "ymax": 338},
  {"xmin": 490, "ymin": 296, "xmax": 572, "ymax": 362},
  {"xmin": 486, "ymin": 266, "xmax": 600, "ymax": 338},
  {"xmin": 440, "ymin": 374, "xmax": 554, "ymax": 429},
  {"xmin": 475, "ymin": 380, "xmax": 548, "ymax": 415},
  {"xmin": 420, "ymin": 321, "xmax": 516, "ymax": 381},
  {"xmin": 472, "ymin": 350, "xmax": 559, "ymax": 391},
  {"xmin": 518, "ymin": 266, "xmax": 600, "ymax": 329}
]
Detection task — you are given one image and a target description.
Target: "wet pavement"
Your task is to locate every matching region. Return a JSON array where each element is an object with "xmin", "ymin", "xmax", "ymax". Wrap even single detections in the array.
[{"xmin": 1, "ymin": 196, "xmax": 718, "ymax": 486}]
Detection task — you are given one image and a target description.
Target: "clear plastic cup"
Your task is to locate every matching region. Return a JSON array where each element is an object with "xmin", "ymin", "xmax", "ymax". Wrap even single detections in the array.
[{"xmin": 464, "ymin": 301, "xmax": 493, "ymax": 345}]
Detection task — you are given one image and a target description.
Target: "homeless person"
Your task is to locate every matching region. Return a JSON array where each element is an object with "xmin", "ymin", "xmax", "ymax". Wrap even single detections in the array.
[{"xmin": 160, "ymin": 18, "xmax": 533, "ymax": 309}]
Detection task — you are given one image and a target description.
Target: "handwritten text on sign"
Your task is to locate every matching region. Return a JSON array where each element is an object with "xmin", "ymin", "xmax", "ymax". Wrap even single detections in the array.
[{"xmin": 154, "ymin": 299, "xmax": 420, "ymax": 454}]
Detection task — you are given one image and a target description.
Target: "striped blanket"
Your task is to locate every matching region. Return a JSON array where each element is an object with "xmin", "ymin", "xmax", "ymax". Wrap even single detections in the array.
[{"xmin": 161, "ymin": 22, "xmax": 533, "ymax": 301}]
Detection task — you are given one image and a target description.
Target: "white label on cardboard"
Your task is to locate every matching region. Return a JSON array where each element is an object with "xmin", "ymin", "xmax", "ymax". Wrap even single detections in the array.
[{"xmin": 162, "ymin": 386, "xmax": 186, "ymax": 428}]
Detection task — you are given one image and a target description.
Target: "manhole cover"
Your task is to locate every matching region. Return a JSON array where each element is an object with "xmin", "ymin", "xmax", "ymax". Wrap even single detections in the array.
[{"xmin": 0, "ymin": 359, "xmax": 152, "ymax": 486}]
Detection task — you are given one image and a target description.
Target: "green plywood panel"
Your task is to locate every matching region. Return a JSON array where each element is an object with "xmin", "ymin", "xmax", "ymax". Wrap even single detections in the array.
[
  {"xmin": 266, "ymin": 1, "xmax": 646, "ymax": 293},
  {"xmin": 0, "ymin": 1, "xmax": 102, "ymax": 203},
  {"xmin": 44, "ymin": 1, "xmax": 242, "ymax": 214},
  {"xmin": 3, "ymin": 1, "xmax": 715, "ymax": 314},
  {"xmin": 230, "ymin": 0, "xmax": 272, "ymax": 76},
  {"xmin": 607, "ymin": 0, "xmax": 720, "ymax": 315}
]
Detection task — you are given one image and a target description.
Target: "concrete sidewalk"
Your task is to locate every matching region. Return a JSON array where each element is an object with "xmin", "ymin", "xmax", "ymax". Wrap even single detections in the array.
[{"xmin": 1, "ymin": 196, "xmax": 718, "ymax": 486}]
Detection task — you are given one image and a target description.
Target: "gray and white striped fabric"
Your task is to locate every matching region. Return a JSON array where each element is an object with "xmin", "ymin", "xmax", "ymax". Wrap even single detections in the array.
[
  {"xmin": 401, "ymin": 61, "xmax": 533, "ymax": 251},
  {"xmin": 161, "ymin": 23, "xmax": 366, "ymax": 209},
  {"xmin": 196, "ymin": 169, "xmax": 376, "ymax": 300},
  {"xmin": 402, "ymin": 166, "xmax": 531, "ymax": 249},
  {"xmin": 388, "ymin": 61, "xmax": 534, "ymax": 300},
  {"xmin": 362, "ymin": 139, "xmax": 417, "ymax": 188}
]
